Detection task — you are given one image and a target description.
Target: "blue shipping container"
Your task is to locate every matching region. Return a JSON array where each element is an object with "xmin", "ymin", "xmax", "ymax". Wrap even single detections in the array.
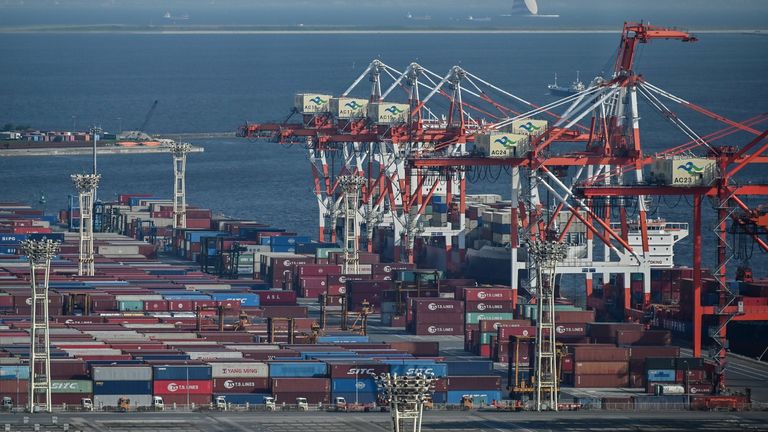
[
  {"xmin": 153, "ymin": 365, "xmax": 212, "ymax": 380},
  {"xmin": 331, "ymin": 392, "xmax": 377, "ymax": 404},
  {"xmin": 647, "ymin": 369, "xmax": 676, "ymax": 382},
  {"xmin": 209, "ymin": 293, "xmax": 260, "ymax": 307},
  {"xmin": 331, "ymin": 378, "xmax": 378, "ymax": 393},
  {"xmin": 385, "ymin": 362, "xmax": 448, "ymax": 378},
  {"xmin": 93, "ymin": 380, "xmax": 152, "ymax": 395},
  {"xmin": 270, "ymin": 245, "xmax": 296, "ymax": 253},
  {"xmin": 316, "ymin": 335, "xmax": 370, "ymax": 344},
  {"xmin": 268, "ymin": 362, "xmax": 327, "ymax": 378},
  {"xmin": 271, "ymin": 236, "xmax": 311, "ymax": 246},
  {"xmin": 446, "ymin": 390, "xmax": 501, "ymax": 405},
  {"xmin": 0, "ymin": 365, "xmax": 29, "ymax": 380},
  {"xmin": 215, "ymin": 393, "xmax": 271, "ymax": 405},
  {"xmin": 444, "ymin": 361, "xmax": 494, "ymax": 376}
]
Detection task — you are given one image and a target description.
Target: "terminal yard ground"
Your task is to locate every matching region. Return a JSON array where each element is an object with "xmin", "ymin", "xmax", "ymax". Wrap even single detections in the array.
[{"xmin": 1, "ymin": 410, "xmax": 767, "ymax": 432}]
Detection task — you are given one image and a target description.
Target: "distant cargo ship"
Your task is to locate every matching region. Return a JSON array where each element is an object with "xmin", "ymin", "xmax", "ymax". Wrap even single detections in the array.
[
  {"xmin": 548, "ymin": 72, "xmax": 605, "ymax": 96},
  {"xmin": 547, "ymin": 72, "xmax": 586, "ymax": 96}
]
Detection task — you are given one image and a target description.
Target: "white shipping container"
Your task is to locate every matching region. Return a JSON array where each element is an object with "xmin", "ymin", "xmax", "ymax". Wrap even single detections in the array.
[
  {"xmin": 60, "ymin": 348, "xmax": 123, "ymax": 356},
  {"xmin": 97, "ymin": 245, "xmax": 140, "ymax": 255},
  {"xmin": 184, "ymin": 284, "xmax": 231, "ymax": 291},
  {"xmin": 503, "ymin": 118, "xmax": 548, "ymax": 136},
  {"xmin": 650, "ymin": 157, "xmax": 717, "ymax": 187},
  {"xmin": 294, "ymin": 93, "xmax": 332, "ymax": 114},
  {"xmin": 115, "ymin": 295, "xmax": 164, "ymax": 301},
  {"xmin": 474, "ymin": 132, "xmax": 528, "ymax": 158},
  {"xmin": 92, "ymin": 365, "xmax": 153, "ymax": 381},
  {"xmin": 223, "ymin": 344, "xmax": 280, "ymax": 351},
  {"xmin": 367, "ymin": 102, "xmax": 410, "ymax": 124},
  {"xmin": 186, "ymin": 351, "xmax": 243, "ymax": 360},
  {"xmin": 141, "ymin": 332, "xmax": 199, "ymax": 340},
  {"xmin": 94, "ymin": 394, "xmax": 153, "ymax": 408},
  {"xmin": 209, "ymin": 362, "xmax": 269, "ymax": 378},
  {"xmin": 329, "ymin": 97, "xmax": 368, "ymax": 119}
]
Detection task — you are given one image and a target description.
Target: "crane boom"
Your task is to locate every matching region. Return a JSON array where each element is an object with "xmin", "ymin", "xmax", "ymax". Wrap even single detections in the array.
[
  {"xmin": 140, "ymin": 100, "xmax": 159, "ymax": 132},
  {"xmin": 616, "ymin": 21, "xmax": 697, "ymax": 74}
]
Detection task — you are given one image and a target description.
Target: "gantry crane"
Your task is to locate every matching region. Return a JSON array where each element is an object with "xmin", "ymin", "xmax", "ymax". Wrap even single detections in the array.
[{"xmin": 237, "ymin": 21, "xmax": 768, "ymax": 394}]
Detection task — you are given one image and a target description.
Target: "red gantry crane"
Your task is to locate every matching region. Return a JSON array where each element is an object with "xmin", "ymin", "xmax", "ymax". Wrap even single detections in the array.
[{"xmin": 238, "ymin": 22, "xmax": 768, "ymax": 394}]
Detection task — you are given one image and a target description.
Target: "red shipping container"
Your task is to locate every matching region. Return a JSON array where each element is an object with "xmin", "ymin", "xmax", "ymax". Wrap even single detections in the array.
[
  {"xmin": 444, "ymin": 376, "xmax": 501, "ymax": 390},
  {"xmin": 413, "ymin": 323, "xmax": 463, "ymax": 336},
  {"xmin": 479, "ymin": 345, "xmax": 492, "ymax": 357},
  {"xmin": 463, "ymin": 287, "xmax": 514, "ymax": 302},
  {"xmin": 464, "ymin": 301, "xmax": 514, "ymax": 313},
  {"xmin": 301, "ymin": 277, "xmax": 326, "ymax": 289},
  {"xmin": 298, "ymin": 264, "xmax": 342, "ymax": 277},
  {"xmin": 498, "ymin": 326, "xmax": 536, "ymax": 339},
  {"xmin": 327, "ymin": 284, "xmax": 346, "ymax": 296},
  {"xmin": 212, "ymin": 378, "xmax": 270, "ymax": 393},
  {"xmin": 261, "ymin": 305, "xmax": 307, "ymax": 318},
  {"xmin": 676, "ymin": 369, "xmax": 706, "ymax": 382},
  {"xmin": 554, "ymin": 323, "xmax": 588, "ymax": 338},
  {"xmin": 167, "ymin": 300, "xmax": 195, "ymax": 311},
  {"xmin": 411, "ymin": 299, "xmax": 464, "ymax": 314},
  {"xmin": 216, "ymin": 300, "xmax": 242, "ymax": 312},
  {"xmin": 301, "ymin": 287, "xmax": 325, "ymax": 299},
  {"xmin": 271, "ymin": 378, "xmax": 329, "ymax": 393},
  {"xmin": 258, "ymin": 290, "xmax": 297, "ymax": 306},
  {"xmin": 144, "ymin": 300, "xmax": 169, "ymax": 311},
  {"xmin": 477, "ymin": 319, "xmax": 531, "ymax": 332},
  {"xmin": 193, "ymin": 300, "xmax": 218, "ymax": 309},
  {"xmin": 687, "ymin": 383, "xmax": 713, "ymax": 395},
  {"xmin": 153, "ymin": 380, "xmax": 213, "ymax": 395}
]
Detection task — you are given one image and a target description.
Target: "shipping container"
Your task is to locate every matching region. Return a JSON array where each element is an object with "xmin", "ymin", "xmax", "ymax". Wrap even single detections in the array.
[
  {"xmin": 474, "ymin": 132, "xmax": 528, "ymax": 158},
  {"xmin": 331, "ymin": 378, "xmax": 377, "ymax": 393},
  {"xmin": 92, "ymin": 365, "xmax": 152, "ymax": 381},
  {"xmin": 153, "ymin": 380, "xmax": 213, "ymax": 395},
  {"xmin": 367, "ymin": 102, "xmax": 409, "ymax": 124},
  {"xmin": 93, "ymin": 380, "xmax": 152, "ymax": 395},
  {"xmin": 153, "ymin": 365, "xmax": 212, "ymax": 380},
  {"xmin": 271, "ymin": 377, "xmax": 330, "ymax": 393},
  {"xmin": 212, "ymin": 377, "xmax": 270, "ymax": 393},
  {"xmin": 268, "ymin": 361, "xmax": 327, "ymax": 378},
  {"xmin": 209, "ymin": 362, "xmax": 269, "ymax": 378}
]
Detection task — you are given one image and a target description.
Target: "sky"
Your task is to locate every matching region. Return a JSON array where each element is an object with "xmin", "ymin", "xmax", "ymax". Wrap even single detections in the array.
[{"xmin": 0, "ymin": 0, "xmax": 766, "ymax": 29}]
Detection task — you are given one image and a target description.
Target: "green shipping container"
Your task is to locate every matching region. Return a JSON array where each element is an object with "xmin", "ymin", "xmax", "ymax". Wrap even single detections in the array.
[
  {"xmin": 316, "ymin": 247, "xmax": 343, "ymax": 259},
  {"xmin": 52, "ymin": 380, "xmax": 92, "ymax": 394},
  {"xmin": 465, "ymin": 312, "xmax": 515, "ymax": 324},
  {"xmin": 480, "ymin": 332, "xmax": 496, "ymax": 344},
  {"xmin": 118, "ymin": 300, "xmax": 144, "ymax": 311}
]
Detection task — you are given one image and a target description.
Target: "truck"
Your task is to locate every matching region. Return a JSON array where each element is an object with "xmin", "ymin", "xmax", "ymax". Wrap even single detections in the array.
[
  {"xmin": 331, "ymin": 396, "xmax": 376, "ymax": 412},
  {"xmin": 117, "ymin": 397, "xmax": 131, "ymax": 412},
  {"xmin": 214, "ymin": 395, "xmax": 227, "ymax": 411},
  {"xmin": 296, "ymin": 397, "xmax": 309, "ymax": 411},
  {"xmin": 264, "ymin": 396, "xmax": 277, "ymax": 411},
  {"xmin": 2, "ymin": 396, "xmax": 12, "ymax": 411},
  {"xmin": 152, "ymin": 396, "xmax": 165, "ymax": 411},
  {"xmin": 80, "ymin": 397, "xmax": 93, "ymax": 411}
]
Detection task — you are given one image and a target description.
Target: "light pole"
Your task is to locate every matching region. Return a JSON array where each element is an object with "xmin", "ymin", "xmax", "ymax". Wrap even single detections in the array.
[
  {"xmin": 528, "ymin": 237, "xmax": 568, "ymax": 412},
  {"xmin": 21, "ymin": 237, "xmax": 61, "ymax": 413},
  {"xmin": 376, "ymin": 373, "xmax": 434, "ymax": 432}
]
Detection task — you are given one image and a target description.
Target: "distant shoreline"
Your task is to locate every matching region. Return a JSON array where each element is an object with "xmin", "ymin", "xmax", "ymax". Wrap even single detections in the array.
[{"xmin": 0, "ymin": 25, "xmax": 765, "ymax": 35}]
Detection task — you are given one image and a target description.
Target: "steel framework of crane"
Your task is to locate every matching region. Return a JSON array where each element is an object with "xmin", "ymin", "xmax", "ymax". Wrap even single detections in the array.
[{"xmin": 238, "ymin": 22, "xmax": 768, "ymax": 393}]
